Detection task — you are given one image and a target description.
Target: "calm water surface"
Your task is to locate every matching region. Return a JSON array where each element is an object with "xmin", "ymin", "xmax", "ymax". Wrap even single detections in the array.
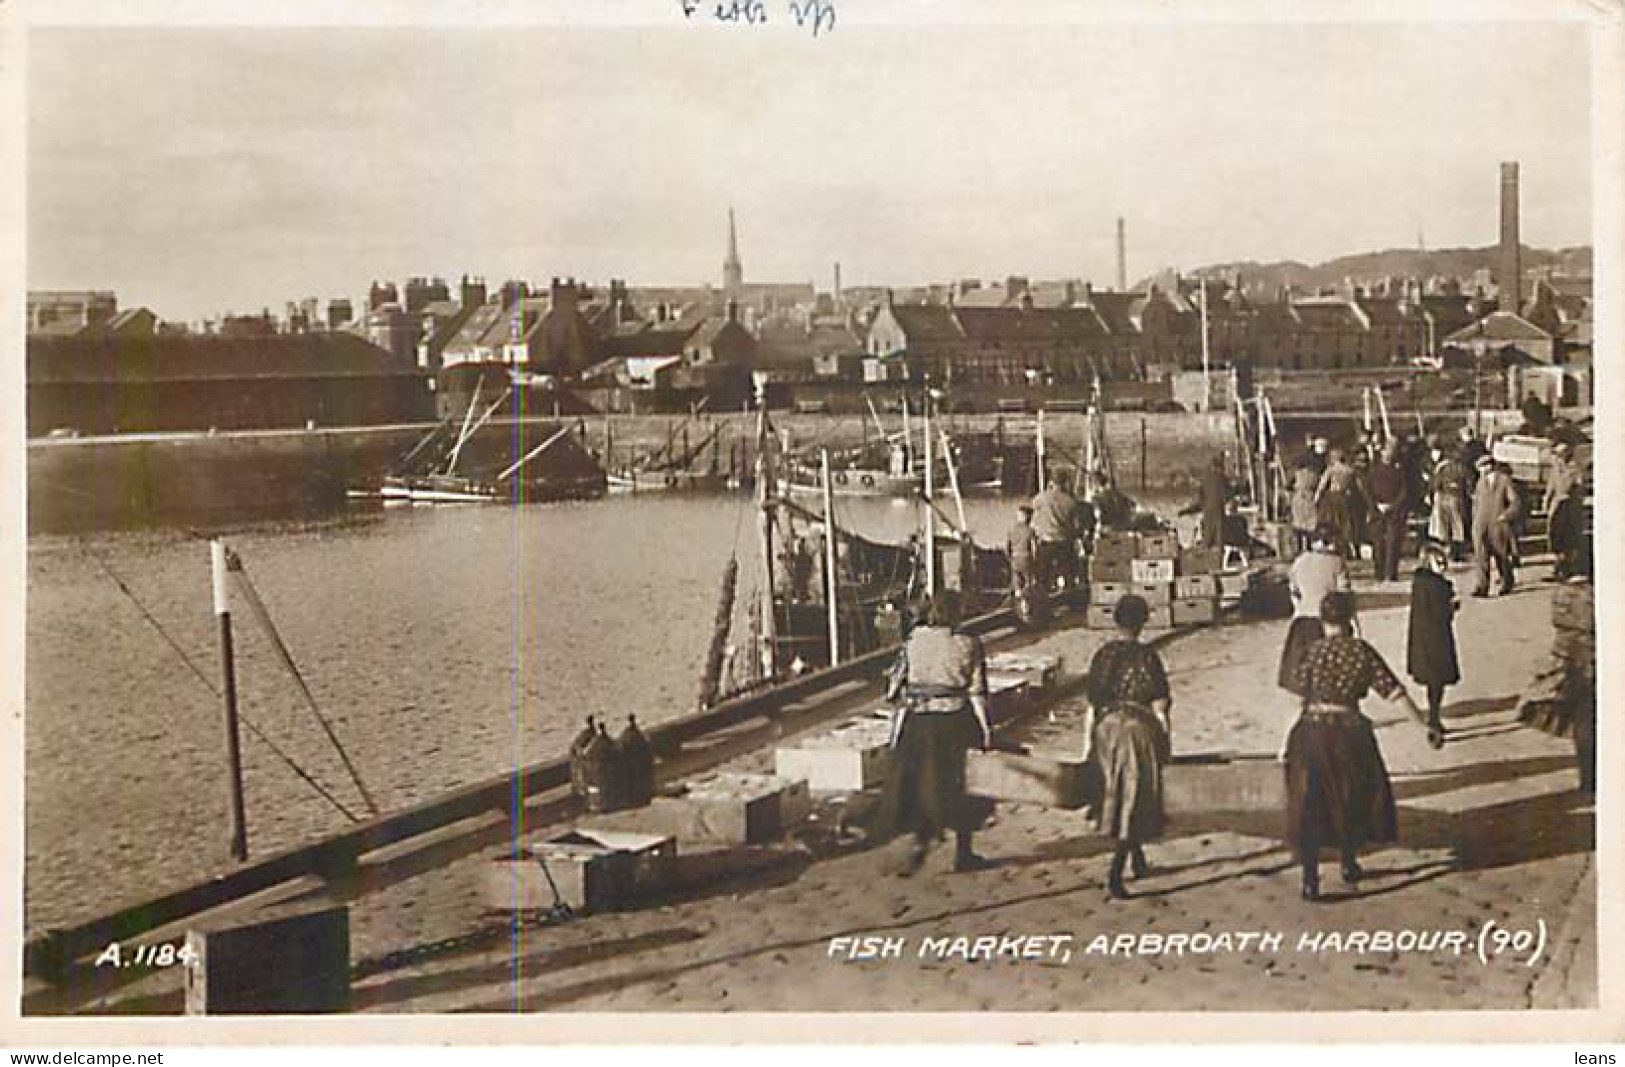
[{"xmin": 25, "ymin": 492, "xmax": 1044, "ymax": 929}]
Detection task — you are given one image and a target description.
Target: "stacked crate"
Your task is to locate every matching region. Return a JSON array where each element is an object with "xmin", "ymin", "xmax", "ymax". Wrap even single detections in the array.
[{"xmin": 1086, "ymin": 531, "xmax": 1225, "ymax": 630}]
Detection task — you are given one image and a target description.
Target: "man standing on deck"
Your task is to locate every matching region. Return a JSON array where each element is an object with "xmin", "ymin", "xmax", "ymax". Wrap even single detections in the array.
[
  {"xmin": 1007, "ymin": 503, "xmax": 1045, "ymax": 627},
  {"xmin": 1031, "ymin": 468, "xmax": 1082, "ymax": 599},
  {"xmin": 1369, "ymin": 438, "xmax": 1410, "ymax": 582}
]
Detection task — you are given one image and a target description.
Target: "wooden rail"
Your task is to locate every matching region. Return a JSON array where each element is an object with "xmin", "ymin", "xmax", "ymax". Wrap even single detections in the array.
[{"xmin": 23, "ymin": 603, "xmax": 1021, "ymax": 980}]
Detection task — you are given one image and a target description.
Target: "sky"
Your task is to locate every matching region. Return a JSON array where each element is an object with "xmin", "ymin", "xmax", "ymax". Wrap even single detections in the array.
[{"xmin": 25, "ymin": 16, "xmax": 1596, "ymax": 322}]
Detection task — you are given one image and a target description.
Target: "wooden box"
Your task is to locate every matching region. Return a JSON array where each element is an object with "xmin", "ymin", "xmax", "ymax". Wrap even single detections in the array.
[
  {"xmin": 1135, "ymin": 532, "xmax": 1180, "ymax": 560},
  {"xmin": 987, "ymin": 652, "xmax": 1062, "ymax": 692},
  {"xmin": 1085, "ymin": 603, "xmax": 1118, "ymax": 629},
  {"xmin": 1176, "ymin": 573, "xmax": 1221, "ymax": 599},
  {"xmin": 1090, "ymin": 580, "xmax": 1132, "ymax": 606},
  {"xmin": 1132, "ymin": 581, "xmax": 1174, "ymax": 606},
  {"xmin": 556, "ymin": 828, "xmax": 677, "ymax": 894},
  {"xmin": 1165, "ymin": 755, "xmax": 1286, "ymax": 814},
  {"xmin": 966, "ymin": 747, "xmax": 1093, "ymax": 809},
  {"xmin": 1219, "ymin": 571, "xmax": 1252, "ymax": 599},
  {"xmin": 1093, "ymin": 532, "xmax": 1138, "ymax": 563},
  {"xmin": 1131, "ymin": 558, "xmax": 1176, "ymax": 584},
  {"xmin": 643, "ymin": 773, "xmax": 812, "ymax": 845},
  {"xmin": 776, "ymin": 719, "xmax": 892, "ymax": 793},
  {"xmin": 485, "ymin": 840, "xmax": 637, "ymax": 914},
  {"xmin": 1179, "ymin": 547, "xmax": 1225, "ymax": 576},
  {"xmin": 185, "ymin": 906, "xmax": 350, "ymax": 1015},
  {"xmin": 1172, "ymin": 596, "xmax": 1219, "ymax": 626},
  {"xmin": 1087, "ymin": 556, "xmax": 1134, "ymax": 583},
  {"xmin": 1142, "ymin": 605, "xmax": 1175, "ymax": 630}
]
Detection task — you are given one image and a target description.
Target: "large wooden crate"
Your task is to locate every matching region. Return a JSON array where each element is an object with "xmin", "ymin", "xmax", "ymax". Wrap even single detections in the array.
[
  {"xmin": 484, "ymin": 839, "xmax": 639, "ymax": 914},
  {"xmin": 1131, "ymin": 558, "xmax": 1177, "ymax": 584},
  {"xmin": 1093, "ymin": 532, "xmax": 1138, "ymax": 563},
  {"xmin": 1135, "ymin": 532, "xmax": 1180, "ymax": 560},
  {"xmin": 642, "ymin": 773, "xmax": 812, "ymax": 846},
  {"xmin": 967, "ymin": 747, "xmax": 1094, "ymax": 809},
  {"xmin": 1132, "ymin": 581, "xmax": 1174, "ymax": 606},
  {"xmin": 1172, "ymin": 596, "xmax": 1219, "ymax": 626},
  {"xmin": 1179, "ymin": 546, "xmax": 1225, "ymax": 576},
  {"xmin": 775, "ymin": 719, "xmax": 892, "ymax": 793},
  {"xmin": 1088, "ymin": 556, "xmax": 1134, "ymax": 583},
  {"xmin": 1165, "ymin": 755, "xmax": 1286, "ymax": 814},
  {"xmin": 1176, "ymin": 573, "xmax": 1221, "ymax": 599}
]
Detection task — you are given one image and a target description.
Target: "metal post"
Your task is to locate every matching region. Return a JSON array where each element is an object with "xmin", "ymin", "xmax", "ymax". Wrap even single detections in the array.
[
  {"xmin": 211, "ymin": 540, "xmax": 249, "ymax": 863},
  {"xmin": 820, "ymin": 449, "xmax": 840, "ymax": 666}
]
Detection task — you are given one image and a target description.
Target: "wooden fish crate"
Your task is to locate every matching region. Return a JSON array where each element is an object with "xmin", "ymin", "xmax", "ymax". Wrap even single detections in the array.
[
  {"xmin": 485, "ymin": 839, "xmax": 638, "ymax": 914},
  {"xmin": 986, "ymin": 651, "xmax": 1062, "ymax": 692},
  {"xmin": 642, "ymin": 773, "xmax": 812, "ymax": 846},
  {"xmin": 1133, "ymin": 581, "xmax": 1174, "ymax": 606},
  {"xmin": 1093, "ymin": 531, "xmax": 1138, "ymax": 563},
  {"xmin": 1135, "ymin": 532, "xmax": 1180, "ymax": 560},
  {"xmin": 967, "ymin": 746, "xmax": 1094, "ymax": 809},
  {"xmin": 1176, "ymin": 574, "xmax": 1221, "ymax": 599},
  {"xmin": 1165, "ymin": 755, "xmax": 1285, "ymax": 814},
  {"xmin": 1178, "ymin": 547, "xmax": 1225, "ymax": 577},
  {"xmin": 1087, "ymin": 556, "xmax": 1134, "ymax": 583},
  {"xmin": 1172, "ymin": 596, "xmax": 1219, "ymax": 626},
  {"xmin": 1091, "ymin": 580, "xmax": 1132, "ymax": 605},
  {"xmin": 775, "ymin": 718, "xmax": 893, "ymax": 793},
  {"xmin": 1131, "ymin": 558, "xmax": 1177, "ymax": 584}
]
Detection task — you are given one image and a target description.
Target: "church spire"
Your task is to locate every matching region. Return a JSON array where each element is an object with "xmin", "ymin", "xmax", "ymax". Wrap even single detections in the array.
[{"xmin": 723, "ymin": 207, "xmax": 744, "ymax": 299}]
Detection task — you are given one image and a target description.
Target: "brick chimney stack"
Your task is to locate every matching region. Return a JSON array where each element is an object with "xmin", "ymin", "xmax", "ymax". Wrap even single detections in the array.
[{"xmin": 1499, "ymin": 161, "xmax": 1522, "ymax": 313}]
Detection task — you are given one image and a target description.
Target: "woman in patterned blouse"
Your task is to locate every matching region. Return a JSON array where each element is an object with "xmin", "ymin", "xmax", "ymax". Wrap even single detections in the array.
[
  {"xmin": 1286, "ymin": 591, "xmax": 1431, "ymax": 900},
  {"xmin": 1084, "ymin": 594, "xmax": 1173, "ymax": 899},
  {"xmin": 878, "ymin": 590, "xmax": 994, "ymax": 876}
]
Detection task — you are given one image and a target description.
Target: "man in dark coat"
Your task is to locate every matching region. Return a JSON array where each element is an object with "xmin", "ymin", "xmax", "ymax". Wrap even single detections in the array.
[
  {"xmin": 1368, "ymin": 439, "xmax": 1410, "ymax": 582},
  {"xmin": 1406, "ymin": 542, "xmax": 1458, "ymax": 749}
]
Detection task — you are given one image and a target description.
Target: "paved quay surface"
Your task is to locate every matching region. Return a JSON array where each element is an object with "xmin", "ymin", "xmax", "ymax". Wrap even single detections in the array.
[
  {"xmin": 335, "ymin": 560, "xmax": 1593, "ymax": 1014},
  {"xmin": 57, "ymin": 560, "xmax": 1595, "ymax": 1016}
]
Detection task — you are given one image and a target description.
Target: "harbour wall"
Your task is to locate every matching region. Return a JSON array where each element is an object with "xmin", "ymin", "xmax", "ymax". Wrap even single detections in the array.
[{"xmin": 32, "ymin": 407, "xmax": 1520, "ymax": 533}]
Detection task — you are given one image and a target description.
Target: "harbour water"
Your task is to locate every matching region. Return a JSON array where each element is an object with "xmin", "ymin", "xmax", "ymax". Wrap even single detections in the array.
[{"xmin": 24, "ymin": 492, "xmax": 1042, "ymax": 932}]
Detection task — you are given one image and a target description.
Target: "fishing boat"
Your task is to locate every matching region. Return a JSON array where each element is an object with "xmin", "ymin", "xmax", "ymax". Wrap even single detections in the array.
[
  {"xmin": 604, "ymin": 402, "xmax": 734, "ymax": 493},
  {"xmin": 353, "ymin": 377, "xmax": 607, "ymax": 504},
  {"xmin": 696, "ymin": 398, "xmax": 1014, "ymax": 708}
]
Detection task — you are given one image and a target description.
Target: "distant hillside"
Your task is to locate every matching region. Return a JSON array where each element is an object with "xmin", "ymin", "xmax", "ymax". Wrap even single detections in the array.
[{"xmin": 1145, "ymin": 244, "xmax": 1592, "ymax": 294}]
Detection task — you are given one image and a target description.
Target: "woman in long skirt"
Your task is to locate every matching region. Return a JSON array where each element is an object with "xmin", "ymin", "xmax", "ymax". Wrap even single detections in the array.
[
  {"xmin": 1406, "ymin": 541, "xmax": 1458, "ymax": 749},
  {"xmin": 1278, "ymin": 527, "xmax": 1351, "ymax": 696},
  {"xmin": 1084, "ymin": 594, "xmax": 1173, "ymax": 899},
  {"xmin": 1427, "ymin": 446, "xmax": 1467, "ymax": 561},
  {"xmin": 1285, "ymin": 592, "xmax": 1431, "ymax": 900},
  {"xmin": 1289, "ymin": 463, "xmax": 1321, "ymax": 557},
  {"xmin": 877, "ymin": 589, "xmax": 994, "ymax": 876}
]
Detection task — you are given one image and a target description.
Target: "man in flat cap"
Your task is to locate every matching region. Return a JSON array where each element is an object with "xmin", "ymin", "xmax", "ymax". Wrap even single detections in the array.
[{"xmin": 1470, "ymin": 454, "xmax": 1520, "ymax": 596}]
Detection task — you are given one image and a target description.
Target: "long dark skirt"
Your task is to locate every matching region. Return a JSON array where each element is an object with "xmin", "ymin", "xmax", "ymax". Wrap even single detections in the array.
[
  {"xmin": 1284, "ymin": 712, "xmax": 1398, "ymax": 858},
  {"xmin": 874, "ymin": 706, "xmax": 981, "ymax": 842},
  {"xmin": 1277, "ymin": 617, "xmax": 1323, "ymax": 694},
  {"xmin": 1091, "ymin": 705, "xmax": 1168, "ymax": 844}
]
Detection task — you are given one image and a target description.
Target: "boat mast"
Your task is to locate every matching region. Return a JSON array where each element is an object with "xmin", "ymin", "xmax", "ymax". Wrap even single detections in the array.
[
  {"xmin": 901, "ymin": 394, "xmax": 913, "ymax": 475},
  {"xmin": 1199, "ymin": 281, "xmax": 1212, "ymax": 412},
  {"xmin": 1036, "ymin": 407, "xmax": 1047, "ymax": 493},
  {"xmin": 923, "ymin": 390, "xmax": 936, "ymax": 599},
  {"xmin": 755, "ymin": 407, "xmax": 779, "ymax": 678},
  {"xmin": 820, "ymin": 448, "xmax": 840, "ymax": 666},
  {"xmin": 496, "ymin": 425, "xmax": 571, "ymax": 482},
  {"xmin": 444, "ymin": 377, "xmax": 485, "ymax": 475}
]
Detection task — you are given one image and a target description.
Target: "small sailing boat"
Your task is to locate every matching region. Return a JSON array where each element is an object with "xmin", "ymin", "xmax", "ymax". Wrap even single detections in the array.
[{"xmin": 355, "ymin": 375, "xmax": 607, "ymax": 504}]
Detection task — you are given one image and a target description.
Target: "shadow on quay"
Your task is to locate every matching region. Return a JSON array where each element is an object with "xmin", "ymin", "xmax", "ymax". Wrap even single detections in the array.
[{"xmin": 352, "ymin": 926, "xmax": 706, "ymax": 1011}]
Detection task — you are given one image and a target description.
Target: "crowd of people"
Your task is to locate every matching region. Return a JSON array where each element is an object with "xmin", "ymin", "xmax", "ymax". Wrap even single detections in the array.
[{"xmin": 871, "ymin": 423, "xmax": 1593, "ymax": 903}]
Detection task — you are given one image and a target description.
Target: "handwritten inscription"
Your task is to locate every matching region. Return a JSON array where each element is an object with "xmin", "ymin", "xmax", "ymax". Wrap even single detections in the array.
[{"xmin": 680, "ymin": 0, "xmax": 837, "ymax": 38}]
